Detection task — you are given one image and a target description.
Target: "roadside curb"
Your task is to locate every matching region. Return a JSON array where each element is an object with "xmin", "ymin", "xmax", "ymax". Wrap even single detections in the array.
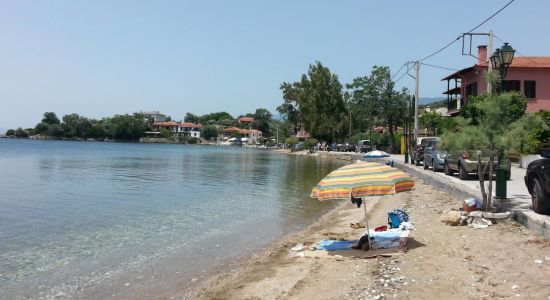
[{"xmin": 374, "ymin": 158, "xmax": 550, "ymax": 239}]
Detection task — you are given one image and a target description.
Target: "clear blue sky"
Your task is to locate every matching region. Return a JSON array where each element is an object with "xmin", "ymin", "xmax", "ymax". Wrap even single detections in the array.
[{"xmin": 1, "ymin": 0, "xmax": 549, "ymax": 129}]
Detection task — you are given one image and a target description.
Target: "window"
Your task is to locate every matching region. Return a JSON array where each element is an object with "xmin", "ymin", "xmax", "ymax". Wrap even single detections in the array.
[
  {"xmin": 465, "ymin": 82, "xmax": 478, "ymax": 98},
  {"xmin": 502, "ymin": 80, "xmax": 520, "ymax": 92},
  {"xmin": 524, "ymin": 80, "xmax": 536, "ymax": 98}
]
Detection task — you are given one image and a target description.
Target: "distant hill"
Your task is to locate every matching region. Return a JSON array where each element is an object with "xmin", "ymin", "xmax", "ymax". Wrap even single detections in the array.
[{"xmin": 418, "ymin": 97, "xmax": 445, "ymax": 105}]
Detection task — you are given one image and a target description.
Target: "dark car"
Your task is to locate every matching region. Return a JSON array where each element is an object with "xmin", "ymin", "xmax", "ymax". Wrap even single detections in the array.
[
  {"xmin": 525, "ymin": 149, "xmax": 550, "ymax": 214},
  {"xmin": 345, "ymin": 143, "xmax": 356, "ymax": 152},
  {"xmin": 410, "ymin": 137, "xmax": 440, "ymax": 166},
  {"xmin": 423, "ymin": 140, "xmax": 446, "ymax": 172}
]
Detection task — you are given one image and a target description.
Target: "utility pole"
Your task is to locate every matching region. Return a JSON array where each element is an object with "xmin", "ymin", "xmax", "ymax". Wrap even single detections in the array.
[
  {"xmin": 487, "ymin": 30, "xmax": 494, "ymax": 94},
  {"xmin": 276, "ymin": 124, "xmax": 279, "ymax": 145},
  {"xmin": 414, "ymin": 61, "xmax": 420, "ymax": 141},
  {"xmin": 348, "ymin": 111, "xmax": 352, "ymax": 141}
]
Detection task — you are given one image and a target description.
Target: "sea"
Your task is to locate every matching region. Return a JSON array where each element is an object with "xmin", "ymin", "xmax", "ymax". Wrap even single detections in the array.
[{"xmin": 0, "ymin": 139, "xmax": 342, "ymax": 299}]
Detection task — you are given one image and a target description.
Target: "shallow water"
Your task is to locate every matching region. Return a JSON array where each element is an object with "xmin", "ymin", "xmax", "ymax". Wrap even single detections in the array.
[{"xmin": 0, "ymin": 139, "xmax": 342, "ymax": 299}]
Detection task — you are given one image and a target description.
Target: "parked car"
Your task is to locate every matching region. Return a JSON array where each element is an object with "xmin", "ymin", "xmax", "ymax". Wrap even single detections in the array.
[
  {"xmin": 357, "ymin": 140, "xmax": 372, "ymax": 153},
  {"xmin": 336, "ymin": 143, "xmax": 345, "ymax": 152},
  {"xmin": 423, "ymin": 140, "xmax": 447, "ymax": 172},
  {"xmin": 410, "ymin": 137, "xmax": 440, "ymax": 166},
  {"xmin": 444, "ymin": 150, "xmax": 511, "ymax": 180},
  {"xmin": 525, "ymin": 149, "xmax": 550, "ymax": 214},
  {"xmin": 345, "ymin": 143, "xmax": 356, "ymax": 152},
  {"xmin": 328, "ymin": 143, "xmax": 338, "ymax": 152},
  {"xmin": 292, "ymin": 142, "xmax": 304, "ymax": 152}
]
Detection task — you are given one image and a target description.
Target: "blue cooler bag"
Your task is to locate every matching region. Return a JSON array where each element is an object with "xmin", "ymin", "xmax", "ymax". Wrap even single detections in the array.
[{"xmin": 388, "ymin": 209, "xmax": 409, "ymax": 228}]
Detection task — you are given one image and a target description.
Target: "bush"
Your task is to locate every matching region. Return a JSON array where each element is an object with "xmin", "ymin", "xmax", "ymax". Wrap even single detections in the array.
[
  {"xmin": 34, "ymin": 122, "xmax": 49, "ymax": 134},
  {"xmin": 303, "ymin": 138, "xmax": 318, "ymax": 152},
  {"xmin": 6, "ymin": 129, "xmax": 15, "ymax": 136},
  {"xmin": 187, "ymin": 137, "xmax": 200, "ymax": 144},
  {"xmin": 285, "ymin": 136, "xmax": 299, "ymax": 148}
]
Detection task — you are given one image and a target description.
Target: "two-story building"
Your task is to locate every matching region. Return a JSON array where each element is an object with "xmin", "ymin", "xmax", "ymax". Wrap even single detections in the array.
[
  {"xmin": 223, "ymin": 127, "xmax": 262, "ymax": 143},
  {"xmin": 442, "ymin": 45, "xmax": 550, "ymax": 114},
  {"xmin": 152, "ymin": 121, "xmax": 202, "ymax": 138}
]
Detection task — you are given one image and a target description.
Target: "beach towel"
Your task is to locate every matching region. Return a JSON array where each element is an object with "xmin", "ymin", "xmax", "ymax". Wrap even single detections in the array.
[{"xmin": 314, "ymin": 240, "xmax": 357, "ymax": 251}]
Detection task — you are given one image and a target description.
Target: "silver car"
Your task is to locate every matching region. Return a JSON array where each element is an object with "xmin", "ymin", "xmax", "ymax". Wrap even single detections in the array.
[{"xmin": 423, "ymin": 140, "xmax": 446, "ymax": 172}]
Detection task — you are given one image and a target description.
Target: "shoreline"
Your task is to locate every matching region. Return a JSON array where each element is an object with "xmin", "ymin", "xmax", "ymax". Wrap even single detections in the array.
[{"xmin": 175, "ymin": 162, "xmax": 550, "ymax": 299}]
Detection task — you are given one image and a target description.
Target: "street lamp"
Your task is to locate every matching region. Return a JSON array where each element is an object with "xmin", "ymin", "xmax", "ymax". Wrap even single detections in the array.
[
  {"xmin": 490, "ymin": 42, "xmax": 516, "ymax": 90},
  {"xmin": 489, "ymin": 42, "xmax": 515, "ymax": 200}
]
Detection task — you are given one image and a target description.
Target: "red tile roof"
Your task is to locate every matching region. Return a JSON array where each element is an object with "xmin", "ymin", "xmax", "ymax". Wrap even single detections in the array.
[
  {"xmin": 153, "ymin": 121, "xmax": 180, "ymax": 127},
  {"xmin": 239, "ymin": 117, "xmax": 254, "ymax": 123},
  {"xmin": 476, "ymin": 56, "xmax": 550, "ymax": 69}
]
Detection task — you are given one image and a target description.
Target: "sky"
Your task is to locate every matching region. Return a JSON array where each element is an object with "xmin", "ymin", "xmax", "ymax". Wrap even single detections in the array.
[{"xmin": 1, "ymin": 0, "xmax": 549, "ymax": 130}]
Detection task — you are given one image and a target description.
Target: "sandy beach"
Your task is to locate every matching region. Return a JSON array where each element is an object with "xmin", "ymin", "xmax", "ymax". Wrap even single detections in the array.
[{"xmin": 176, "ymin": 178, "xmax": 550, "ymax": 300}]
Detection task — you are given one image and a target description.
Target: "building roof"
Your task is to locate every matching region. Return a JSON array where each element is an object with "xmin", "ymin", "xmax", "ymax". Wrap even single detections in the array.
[
  {"xmin": 153, "ymin": 121, "xmax": 180, "ymax": 127},
  {"xmin": 223, "ymin": 127, "xmax": 242, "ymax": 132},
  {"xmin": 443, "ymin": 56, "xmax": 550, "ymax": 81},
  {"xmin": 239, "ymin": 117, "xmax": 254, "ymax": 123},
  {"xmin": 476, "ymin": 56, "xmax": 550, "ymax": 69},
  {"xmin": 180, "ymin": 122, "xmax": 202, "ymax": 129}
]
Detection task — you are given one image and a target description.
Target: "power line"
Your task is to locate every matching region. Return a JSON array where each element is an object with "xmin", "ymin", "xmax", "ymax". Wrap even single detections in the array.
[
  {"xmin": 391, "ymin": 63, "xmax": 407, "ymax": 81},
  {"xmin": 394, "ymin": 63, "xmax": 415, "ymax": 84},
  {"xmin": 416, "ymin": 0, "xmax": 515, "ymax": 62},
  {"xmin": 420, "ymin": 63, "xmax": 459, "ymax": 72},
  {"xmin": 465, "ymin": 0, "xmax": 515, "ymax": 34}
]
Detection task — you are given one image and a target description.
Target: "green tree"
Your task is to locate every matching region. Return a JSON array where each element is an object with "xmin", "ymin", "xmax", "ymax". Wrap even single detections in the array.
[
  {"xmin": 281, "ymin": 61, "xmax": 346, "ymax": 142},
  {"xmin": 42, "ymin": 112, "xmax": 61, "ymax": 125},
  {"xmin": 34, "ymin": 122, "xmax": 49, "ymax": 134},
  {"xmin": 249, "ymin": 108, "xmax": 272, "ymax": 136},
  {"xmin": 62, "ymin": 113, "xmax": 92, "ymax": 138},
  {"xmin": 201, "ymin": 125, "xmax": 219, "ymax": 140},
  {"xmin": 47, "ymin": 124, "xmax": 64, "ymax": 137},
  {"xmin": 347, "ymin": 66, "xmax": 408, "ymax": 152},
  {"xmin": 199, "ymin": 112, "xmax": 234, "ymax": 124},
  {"xmin": 419, "ymin": 111, "xmax": 443, "ymax": 136},
  {"xmin": 441, "ymin": 89, "xmax": 527, "ymax": 210},
  {"xmin": 103, "ymin": 113, "xmax": 148, "ymax": 140},
  {"xmin": 87, "ymin": 124, "xmax": 106, "ymax": 139},
  {"xmin": 6, "ymin": 129, "xmax": 15, "ymax": 136},
  {"xmin": 504, "ymin": 113, "xmax": 549, "ymax": 154},
  {"xmin": 159, "ymin": 128, "xmax": 173, "ymax": 139},
  {"xmin": 15, "ymin": 127, "xmax": 29, "ymax": 138},
  {"xmin": 184, "ymin": 112, "xmax": 200, "ymax": 123},
  {"xmin": 277, "ymin": 82, "xmax": 301, "ymax": 135}
]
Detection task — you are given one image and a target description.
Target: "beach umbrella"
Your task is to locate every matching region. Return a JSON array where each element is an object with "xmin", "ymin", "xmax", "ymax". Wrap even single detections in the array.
[
  {"xmin": 364, "ymin": 150, "xmax": 390, "ymax": 158},
  {"xmin": 310, "ymin": 161, "xmax": 415, "ymax": 249}
]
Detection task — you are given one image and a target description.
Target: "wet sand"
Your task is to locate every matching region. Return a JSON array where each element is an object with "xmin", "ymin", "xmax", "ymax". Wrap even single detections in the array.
[{"xmin": 175, "ymin": 180, "xmax": 550, "ymax": 300}]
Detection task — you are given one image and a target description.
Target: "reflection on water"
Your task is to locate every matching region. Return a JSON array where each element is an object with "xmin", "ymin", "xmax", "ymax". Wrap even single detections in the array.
[{"xmin": 0, "ymin": 139, "xmax": 343, "ymax": 299}]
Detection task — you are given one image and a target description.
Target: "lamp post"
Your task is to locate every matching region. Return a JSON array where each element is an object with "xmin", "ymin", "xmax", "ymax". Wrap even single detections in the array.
[
  {"xmin": 489, "ymin": 42, "xmax": 516, "ymax": 94},
  {"xmin": 489, "ymin": 42, "xmax": 515, "ymax": 200}
]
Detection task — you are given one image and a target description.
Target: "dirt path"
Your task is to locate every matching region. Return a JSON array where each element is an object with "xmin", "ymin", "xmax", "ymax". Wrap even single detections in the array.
[{"xmin": 180, "ymin": 180, "xmax": 550, "ymax": 300}]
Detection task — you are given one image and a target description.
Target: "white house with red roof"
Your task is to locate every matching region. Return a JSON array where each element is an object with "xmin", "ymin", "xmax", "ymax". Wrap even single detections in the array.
[{"xmin": 152, "ymin": 121, "xmax": 202, "ymax": 138}]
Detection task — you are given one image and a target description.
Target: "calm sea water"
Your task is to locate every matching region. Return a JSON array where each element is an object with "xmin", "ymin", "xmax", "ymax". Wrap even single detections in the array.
[{"xmin": 0, "ymin": 139, "xmax": 342, "ymax": 299}]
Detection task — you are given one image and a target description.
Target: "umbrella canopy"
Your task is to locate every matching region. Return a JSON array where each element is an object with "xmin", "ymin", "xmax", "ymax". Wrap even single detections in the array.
[
  {"xmin": 364, "ymin": 150, "xmax": 390, "ymax": 158},
  {"xmin": 311, "ymin": 161, "xmax": 414, "ymax": 201}
]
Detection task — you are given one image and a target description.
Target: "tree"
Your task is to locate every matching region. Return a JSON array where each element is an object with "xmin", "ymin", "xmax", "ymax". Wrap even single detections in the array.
[
  {"xmin": 42, "ymin": 112, "xmax": 60, "ymax": 125},
  {"xmin": 62, "ymin": 113, "xmax": 92, "ymax": 138},
  {"xmin": 347, "ymin": 66, "xmax": 408, "ymax": 152},
  {"xmin": 420, "ymin": 111, "xmax": 443, "ymax": 136},
  {"xmin": 103, "ymin": 113, "xmax": 148, "ymax": 140},
  {"xmin": 277, "ymin": 82, "xmax": 301, "ymax": 135},
  {"xmin": 15, "ymin": 127, "xmax": 29, "ymax": 138},
  {"xmin": 184, "ymin": 112, "xmax": 200, "ymax": 123},
  {"xmin": 202, "ymin": 125, "xmax": 219, "ymax": 140},
  {"xmin": 34, "ymin": 122, "xmax": 49, "ymax": 134},
  {"xmin": 199, "ymin": 112, "xmax": 234, "ymax": 124},
  {"xmin": 441, "ymin": 88, "xmax": 528, "ymax": 211},
  {"xmin": 250, "ymin": 108, "xmax": 272, "ymax": 136},
  {"xmin": 6, "ymin": 129, "xmax": 15, "ymax": 136},
  {"xmin": 280, "ymin": 61, "xmax": 346, "ymax": 142}
]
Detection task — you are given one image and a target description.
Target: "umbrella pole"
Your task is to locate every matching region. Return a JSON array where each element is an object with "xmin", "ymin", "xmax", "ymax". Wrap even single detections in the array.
[{"xmin": 362, "ymin": 199, "xmax": 372, "ymax": 250}]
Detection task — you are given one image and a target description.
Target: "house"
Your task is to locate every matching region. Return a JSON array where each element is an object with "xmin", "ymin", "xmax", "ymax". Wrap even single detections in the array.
[
  {"xmin": 442, "ymin": 45, "xmax": 550, "ymax": 114},
  {"xmin": 179, "ymin": 122, "xmax": 202, "ymax": 138},
  {"xmin": 141, "ymin": 111, "xmax": 167, "ymax": 124},
  {"xmin": 152, "ymin": 121, "xmax": 202, "ymax": 138},
  {"xmin": 223, "ymin": 127, "xmax": 263, "ymax": 143}
]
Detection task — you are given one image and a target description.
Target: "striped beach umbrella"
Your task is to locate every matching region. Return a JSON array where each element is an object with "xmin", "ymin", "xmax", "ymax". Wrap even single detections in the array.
[
  {"xmin": 311, "ymin": 161, "xmax": 415, "ymax": 249},
  {"xmin": 364, "ymin": 150, "xmax": 390, "ymax": 158},
  {"xmin": 311, "ymin": 161, "xmax": 414, "ymax": 201}
]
